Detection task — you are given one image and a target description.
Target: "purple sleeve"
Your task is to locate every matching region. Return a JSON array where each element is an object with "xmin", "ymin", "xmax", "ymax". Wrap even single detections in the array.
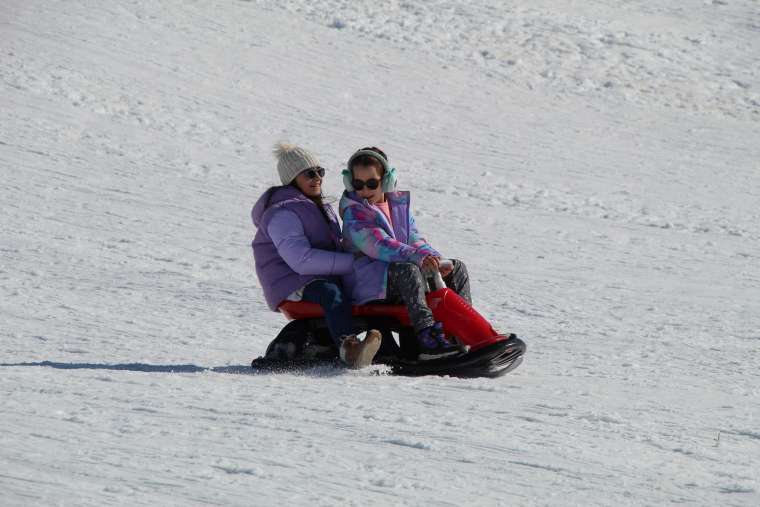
[
  {"xmin": 343, "ymin": 204, "xmax": 427, "ymax": 265},
  {"xmin": 267, "ymin": 209, "xmax": 353, "ymax": 275}
]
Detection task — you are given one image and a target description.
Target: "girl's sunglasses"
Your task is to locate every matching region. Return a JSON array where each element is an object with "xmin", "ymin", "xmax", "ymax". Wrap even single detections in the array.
[
  {"xmin": 352, "ymin": 178, "xmax": 381, "ymax": 190},
  {"xmin": 302, "ymin": 167, "xmax": 325, "ymax": 179}
]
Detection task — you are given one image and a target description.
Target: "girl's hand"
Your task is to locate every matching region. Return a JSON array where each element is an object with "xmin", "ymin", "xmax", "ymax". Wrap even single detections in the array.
[{"xmin": 421, "ymin": 256, "xmax": 440, "ymax": 273}]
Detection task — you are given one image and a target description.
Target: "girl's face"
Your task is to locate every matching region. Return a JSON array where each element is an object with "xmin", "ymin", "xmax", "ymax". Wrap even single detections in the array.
[
  {"xmin": 352, "ymin": 164, "xmax": 384, "ymax": 204},
  {"xmin": 294, "ymin": 167, "xmax": 324, "ymax": 197}
]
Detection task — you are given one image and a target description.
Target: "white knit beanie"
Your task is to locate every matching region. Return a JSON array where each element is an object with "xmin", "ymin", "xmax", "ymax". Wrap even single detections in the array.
[{"xmin": 273, "ymin": 142, "xmax": 321, "ymax": 185}]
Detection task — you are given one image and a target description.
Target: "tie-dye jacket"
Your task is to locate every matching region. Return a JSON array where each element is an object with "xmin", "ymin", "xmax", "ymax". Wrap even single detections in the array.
[{"xmin": 339, "ymin": 190, "xmax": 440, "ymax": 304}]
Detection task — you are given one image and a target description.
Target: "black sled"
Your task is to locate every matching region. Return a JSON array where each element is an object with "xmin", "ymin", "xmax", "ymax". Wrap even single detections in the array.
[{"xmin": 251, "ymin": 272, "xmax": 526, "ymax": 378}]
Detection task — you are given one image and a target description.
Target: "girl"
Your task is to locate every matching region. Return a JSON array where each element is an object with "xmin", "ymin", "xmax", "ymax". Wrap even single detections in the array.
[
  {"xmin": 251, "ymin": 143, "xmax": 380, "ymax": 368},
  {"xmin": 339, "ymin": 147, "xmax": 472, "ymax": 360}
]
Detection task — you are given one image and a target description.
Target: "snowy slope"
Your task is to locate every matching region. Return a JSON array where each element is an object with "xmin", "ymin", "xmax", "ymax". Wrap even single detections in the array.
[{"xmin": 1, "ymin": 0, "xmax": 759, "ymax": 505}]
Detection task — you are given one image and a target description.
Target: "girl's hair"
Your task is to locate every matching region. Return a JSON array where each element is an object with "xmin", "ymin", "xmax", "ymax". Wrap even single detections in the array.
[{"xmin": 350, "ymin": 146, "xmax": 388, "ymax": 175}]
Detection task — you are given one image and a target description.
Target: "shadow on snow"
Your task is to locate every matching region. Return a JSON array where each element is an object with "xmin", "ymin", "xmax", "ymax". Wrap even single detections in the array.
[
  {"xmin": 0, "ymin": 361, "xmax": 348, "ymax": 377},
  {"xmin": 2, "ymin": 361, "xmax": 257, "ymax": 375}
]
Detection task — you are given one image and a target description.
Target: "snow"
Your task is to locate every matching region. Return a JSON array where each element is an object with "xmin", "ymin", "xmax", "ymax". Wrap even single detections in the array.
[{"xmin": 1, "ymin": 0, "xmax": 759, "ymax": 505}]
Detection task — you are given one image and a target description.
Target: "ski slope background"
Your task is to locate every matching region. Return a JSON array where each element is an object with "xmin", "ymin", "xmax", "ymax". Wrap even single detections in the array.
[{"xmin": 2, "ymin": 0, "xmax": 759, "ymax": 505}]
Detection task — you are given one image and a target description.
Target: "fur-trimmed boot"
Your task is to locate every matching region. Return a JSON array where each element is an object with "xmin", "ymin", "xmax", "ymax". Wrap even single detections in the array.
[{"xmin": 339, "ymin": 330, "xmax": 382, "ymax": 369}]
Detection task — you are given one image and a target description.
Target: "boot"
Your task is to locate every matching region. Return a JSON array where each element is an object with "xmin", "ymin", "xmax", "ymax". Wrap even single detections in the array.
[
  {"xmin": 339, "ymin": 329, "xmax": 381, "ymax": 369},
  {"xmin": 417, "ymin": 322, "xmax": 461, "ymax": 360}
]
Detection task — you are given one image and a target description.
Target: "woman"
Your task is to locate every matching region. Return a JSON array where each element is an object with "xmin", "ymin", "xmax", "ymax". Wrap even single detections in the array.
[
  {"xmin": 339, "ymin": 147, "xmax": 472, "ymax": 360},
  {"xmin": 251, "ymin": 142, "xmax": 380, "ymax": 368}
]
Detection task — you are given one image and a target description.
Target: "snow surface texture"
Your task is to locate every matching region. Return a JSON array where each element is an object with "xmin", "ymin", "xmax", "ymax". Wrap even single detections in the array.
[{"xmin": 1, "ymin": 0, "xmax": 759, "ymax": 505}]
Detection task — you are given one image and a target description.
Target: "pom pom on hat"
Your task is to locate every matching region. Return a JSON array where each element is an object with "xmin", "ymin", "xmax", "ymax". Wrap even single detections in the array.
[{"xmin": 273, "ymin": 142, "xmax": 321, "ymax": 185}]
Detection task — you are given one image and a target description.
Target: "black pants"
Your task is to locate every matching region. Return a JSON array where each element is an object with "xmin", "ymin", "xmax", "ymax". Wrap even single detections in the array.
[{"xmin": 386, "ymin": 259, "xmax": 471, "ymax": 332}]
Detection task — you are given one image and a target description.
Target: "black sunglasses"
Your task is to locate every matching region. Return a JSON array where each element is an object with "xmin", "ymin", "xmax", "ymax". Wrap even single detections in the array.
[
  {"xmin": 302, "ymin": 167, "xmax": 325, "ymax": 179},
  {"xmin": 352, "ymin": 178, "xmax": 381, "ymax": 190}
]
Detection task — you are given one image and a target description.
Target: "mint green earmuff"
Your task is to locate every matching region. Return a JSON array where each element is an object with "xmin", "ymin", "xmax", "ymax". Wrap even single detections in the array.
[
  {"xmin": 381, "ymin": 166, "xmax": 397, "ymax": 192},
  {"xmin": 342, "ymin": 168, "xmax": 354, "ymax": 191}
]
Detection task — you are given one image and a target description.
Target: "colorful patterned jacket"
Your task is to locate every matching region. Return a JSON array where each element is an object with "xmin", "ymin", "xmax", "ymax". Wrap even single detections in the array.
[{"xmin": 339, "ymin": 190, "xmax": 440, "ymax": 304}]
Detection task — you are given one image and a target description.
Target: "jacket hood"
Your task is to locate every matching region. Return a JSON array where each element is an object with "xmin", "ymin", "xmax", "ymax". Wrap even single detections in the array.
[
  {"xmin": 251, "ymin": 185, "xmax": 305, "ymax": 227},
  {"xmin": 339, "ymin": 190, "xmax": 409, "ymax": 217}
]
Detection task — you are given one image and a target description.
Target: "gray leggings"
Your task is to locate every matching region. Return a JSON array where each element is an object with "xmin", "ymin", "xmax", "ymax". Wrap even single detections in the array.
[{"xmin": 386, "ymin": 259, "xmax": 472, "ymax": 332}]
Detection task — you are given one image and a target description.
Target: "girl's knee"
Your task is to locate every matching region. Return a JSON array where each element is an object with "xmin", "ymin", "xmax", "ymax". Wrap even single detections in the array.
[
  {"xmin": 394, "ymin": 261, "xmax": 423, "ymax": 277},
  {"xmin": 454, "ymin": 259, "xmax": 468, "ymax": 275}
]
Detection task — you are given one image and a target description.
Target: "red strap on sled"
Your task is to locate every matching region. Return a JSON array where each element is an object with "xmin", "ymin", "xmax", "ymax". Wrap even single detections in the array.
[
  {"xmin": 278, "ymin": 301, "xmax": 412, "ymax": 327},
  {"xmin": 279, "ymin": 288, "xmax": 504, "ymax": 352}
]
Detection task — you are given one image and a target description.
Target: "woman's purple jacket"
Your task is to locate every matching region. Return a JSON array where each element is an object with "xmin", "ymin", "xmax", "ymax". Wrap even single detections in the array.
[
  {"xmin": 251, "ymin": 186, "xmax": 353, "ymax": 311},
  {"xmin": 339, "ymin": 190, "xmax": 440, "ymax": 304}
]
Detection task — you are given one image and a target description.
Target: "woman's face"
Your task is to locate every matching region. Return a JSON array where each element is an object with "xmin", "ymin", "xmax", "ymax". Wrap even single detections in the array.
[
  {"xmin": 294, "ymin": 167, "xmax": 323, "ymax": 197},
  {"xmin": 352, "ymin": 164, "xmax": 384, "ymax": 204}
]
